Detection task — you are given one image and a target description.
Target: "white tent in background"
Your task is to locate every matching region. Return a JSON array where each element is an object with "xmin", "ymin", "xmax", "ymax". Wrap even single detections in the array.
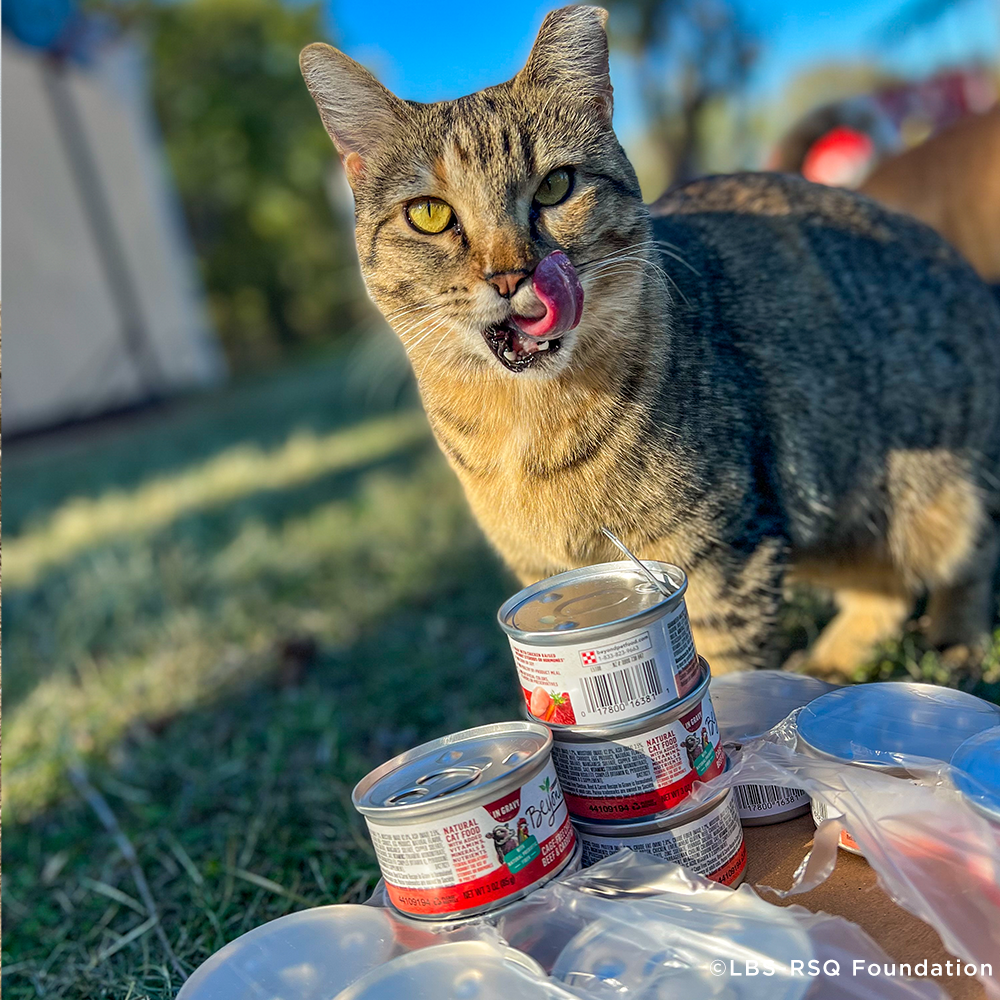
[{"xmin": 3, "ymin": 34, "xmax": 226, "ymax": 435}]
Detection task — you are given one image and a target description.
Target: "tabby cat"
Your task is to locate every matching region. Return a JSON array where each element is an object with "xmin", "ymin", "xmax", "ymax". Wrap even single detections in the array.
[{"xmin": 300, "ymin": 6, "xmax": 1000, "ymax": 677}]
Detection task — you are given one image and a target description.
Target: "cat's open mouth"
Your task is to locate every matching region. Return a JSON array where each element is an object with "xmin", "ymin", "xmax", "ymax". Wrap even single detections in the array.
[
  {"xmin": 481, "ymin": 251, "xmax": 581, "ymax": 372},
  {"xmin": 482, "ymin": 322, "xmax": 563, "ymax": 371}
]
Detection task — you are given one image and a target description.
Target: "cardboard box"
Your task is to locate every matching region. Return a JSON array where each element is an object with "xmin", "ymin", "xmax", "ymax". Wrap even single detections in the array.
[{"xmin": 742, "ymin": 816, "xmax": 986, "ymax": 1000}]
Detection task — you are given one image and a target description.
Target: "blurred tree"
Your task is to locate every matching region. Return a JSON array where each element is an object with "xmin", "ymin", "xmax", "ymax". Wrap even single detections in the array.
[
  {"xmin": 88, "ymin": 0, "xmax": 367, "ymax": 368},
  {"xmin": 607, "ymin": 0, "xmax": 756, "ymax": 185}
]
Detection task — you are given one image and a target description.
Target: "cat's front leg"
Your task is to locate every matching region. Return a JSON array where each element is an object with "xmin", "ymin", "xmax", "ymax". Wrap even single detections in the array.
[{"xmin": 681, "ymin": 536, "xmax": 788, "ymax": 675}]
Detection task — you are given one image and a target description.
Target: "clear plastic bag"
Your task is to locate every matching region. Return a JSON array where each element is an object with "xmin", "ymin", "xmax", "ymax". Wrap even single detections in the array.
[
  {"xmin": 361, "ymin": 850, "xmax": 949, "ymax": 1000},
  {"xmin": 491, "ymin": 850, "xmax": 948, "ymax": 1000},
  {"xmin": 179, "ymin": 850, "xmax": 951, "ymax": 999},
  {"xmin": 686, "ymin": 707, "xmax": 1000, "ymax": 999}
]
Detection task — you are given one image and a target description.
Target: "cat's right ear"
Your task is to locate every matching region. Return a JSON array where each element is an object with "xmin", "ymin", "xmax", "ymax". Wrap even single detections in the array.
[
  {"xmin": 517, "ymin": 6, "xmax": 613, "ymax": 121},
  {"xmin": 300, "ymin": 44, "xmax": 406, "ymax": 186}
]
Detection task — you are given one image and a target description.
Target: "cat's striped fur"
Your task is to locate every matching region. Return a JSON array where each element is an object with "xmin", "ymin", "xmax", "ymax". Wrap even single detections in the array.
[{"xmin": 301, "ymin": 7, "xmax": 1000, "ymax": 676}]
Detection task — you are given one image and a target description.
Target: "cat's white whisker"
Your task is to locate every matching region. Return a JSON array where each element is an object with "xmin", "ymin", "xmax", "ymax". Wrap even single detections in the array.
[
  {"xmin": 404, "ymin": 319, "xmax": 448, "ymax": 347},
  {"xmin": 384, "ymin": 301, "xmax": 441, "ymax": 322},
  {"xmin": 581, "ymin": 254, "xmax": 662, "ymax": 281},
  {"xmin": 404, "ymin": 318, "xmax": 451, "ymax": 353},
  {"xmin": 574, "ymin": 240, "xmax": 660, "ymax": 270},
  {"xmin": 654, "ymin": 241, "xmax": 701, "ymax": 275},
  {"xmin": 417, "ymin": 328, "xmax": 454, "ymax": 374},
  {"xmin": 583, "ymin": 256, "xmax": 688, "ymax": 306},
  {"xmin": 397, "ymin": 311, "xmax": 447, "ymax": 344}
]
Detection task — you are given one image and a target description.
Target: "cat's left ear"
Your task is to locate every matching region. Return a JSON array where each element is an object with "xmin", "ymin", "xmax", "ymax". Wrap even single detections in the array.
[
  {"xmin": 300, "ymin": 43, "xmax": 408, "ymax": 186},
  {"xmin": 517, "ymin": 6, "xmax": 613, "ymax": 121}
]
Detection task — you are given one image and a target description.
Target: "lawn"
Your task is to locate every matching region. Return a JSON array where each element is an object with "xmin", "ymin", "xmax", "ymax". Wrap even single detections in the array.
[{"xmin": 4, "ymin": 345, "xmax": 999, "ymax": 999}]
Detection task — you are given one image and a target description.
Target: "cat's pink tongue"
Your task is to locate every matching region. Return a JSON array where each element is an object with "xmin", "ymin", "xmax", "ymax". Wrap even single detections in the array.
[{"xmin": 511, "ymin": 251, "xmax": 584, "ymax": 341}]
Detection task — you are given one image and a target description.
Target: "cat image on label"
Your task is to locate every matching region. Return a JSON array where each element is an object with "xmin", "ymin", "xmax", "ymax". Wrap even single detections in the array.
[{"xmin": 300, "ymin": 7, "xmax": 1000, "ymax": 680}]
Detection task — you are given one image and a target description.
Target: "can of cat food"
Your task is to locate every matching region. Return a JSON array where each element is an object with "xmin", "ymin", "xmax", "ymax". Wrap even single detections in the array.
[
  {"xmin": 798, "ymin": 683, "xmax": 1000, "ymax": 855},
  {"xmin": 711, "ymin": 671, "xmax": 836, "ymax": 826},
  {"xmin": 550, "ymin": 659, "xmax": 726, "ymax": 821},
  {"xmin": 950, "ymin": 727, "xmax": 1000, "ymax": 827},
  {"xmin": 352, "ymin": 722, "xmax": 577, "ymax": 920},
  {"xmin": 573, "ymin": 787, "xmax": 746, "ymax": 886},
  {"xmin": 498, "ymin": 561, "xmax": 699, "ymax": 728}
]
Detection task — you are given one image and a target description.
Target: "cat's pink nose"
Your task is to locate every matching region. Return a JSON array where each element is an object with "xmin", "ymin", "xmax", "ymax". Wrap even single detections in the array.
[{"xmin": 486, "ymin": 272, "xmax": 527, "ymax": 298}]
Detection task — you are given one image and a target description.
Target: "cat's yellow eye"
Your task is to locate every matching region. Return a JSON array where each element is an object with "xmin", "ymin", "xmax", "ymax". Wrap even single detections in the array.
[
  {"xmin": 406, "ymin": 198, "xmax": 455, "ymax": 234},
  {"xmin": 534, "ymin": 167, "xmax": 573, "ymax": 207}
]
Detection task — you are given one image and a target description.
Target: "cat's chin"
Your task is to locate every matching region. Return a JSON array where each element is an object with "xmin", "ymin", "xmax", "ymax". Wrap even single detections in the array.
[{"xmin": 481, "ymin": 321, "xmax": 563, "ymax": 373}]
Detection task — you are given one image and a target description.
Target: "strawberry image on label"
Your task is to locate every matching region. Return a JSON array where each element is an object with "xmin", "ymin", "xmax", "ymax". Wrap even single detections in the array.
[{"xmin": 525, "ymin": 687, "xmax": 576, "ymax": 725}]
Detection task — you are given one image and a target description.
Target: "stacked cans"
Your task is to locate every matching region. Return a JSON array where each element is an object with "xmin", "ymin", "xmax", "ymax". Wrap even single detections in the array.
[
  {"xmin": 349, "ymin": 558, "xmax": 748, "ymax": 924},
  {"xmin": 498, "ymin": 561, "xmax": 747, "ymax": 887},
  {"xmin": 349, "ymin": 555, "xmax": 1000, "ymax": 918}
]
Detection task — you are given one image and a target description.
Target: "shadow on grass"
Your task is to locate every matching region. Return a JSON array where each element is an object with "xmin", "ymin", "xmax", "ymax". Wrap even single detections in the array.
[
  {"xmin": 3, "ymin": 343, "xmax": 417, "ymax": 538},
  {"xmin": 2, "ymin": 435, "xmax": 440, "ymax": 711},
  {"xmin": 2, "ymin": 506, "xmax": 521, "ymax": 1000}
]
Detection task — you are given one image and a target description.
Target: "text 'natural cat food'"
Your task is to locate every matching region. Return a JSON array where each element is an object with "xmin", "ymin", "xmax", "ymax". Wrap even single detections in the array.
[
  {"xmin": 352, "ymin": 722, "xmax": 577, "ymax": 919},
  {"xmin": 550, "ymin": 658, "xmax": 725, "ymax": 820}
]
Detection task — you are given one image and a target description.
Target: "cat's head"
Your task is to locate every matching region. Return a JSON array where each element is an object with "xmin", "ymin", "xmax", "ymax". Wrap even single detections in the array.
[{"xmin": 301, "ymin": 6, "xmax": 653, "ymax": 382}]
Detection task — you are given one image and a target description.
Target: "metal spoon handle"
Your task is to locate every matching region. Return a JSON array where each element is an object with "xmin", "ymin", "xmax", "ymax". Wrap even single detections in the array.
[{"xmin": 600, "ymin": 527, "xmax": 672, "ymax": 596}]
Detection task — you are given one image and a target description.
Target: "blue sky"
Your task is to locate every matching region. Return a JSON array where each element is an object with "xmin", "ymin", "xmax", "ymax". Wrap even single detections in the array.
[{"xmin": 324, "ymin": 0, "xmax": 999, "ymax": 140}]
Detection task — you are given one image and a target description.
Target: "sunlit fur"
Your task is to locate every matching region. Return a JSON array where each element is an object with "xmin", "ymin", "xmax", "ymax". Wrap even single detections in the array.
[{"xmin": 302, "ymin": 7, "xmax": 1000, "ymax": 677}]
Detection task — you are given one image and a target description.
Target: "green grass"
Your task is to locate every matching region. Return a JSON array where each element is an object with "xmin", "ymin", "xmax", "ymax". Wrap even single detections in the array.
[{"xmin": 4, "ymin": 347, "xmax": 999, "ymax": 999}]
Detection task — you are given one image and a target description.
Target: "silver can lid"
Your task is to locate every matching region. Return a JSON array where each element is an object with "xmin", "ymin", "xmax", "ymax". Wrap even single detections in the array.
[
  {"xmin": 353, "ymin": 721, "xmax": 551, "ymax": 819},
  {"xmin": 499, "ymin": 561, "xmax": 685, "ymax": 637},
  {"xmin": 951, "ymin": 726, "xmax": 1000, "ymax": 823},
  {"xmin": 797, "ymin": 683, "xmax": 1000, "ymax": 765},
  {"xmin": 711, "ymin": 671, "xmax": 837, "ymax": 742}
]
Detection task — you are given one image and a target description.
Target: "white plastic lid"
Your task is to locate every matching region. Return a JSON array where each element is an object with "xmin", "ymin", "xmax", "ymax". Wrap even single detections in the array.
[
  {"xmin": 333, "ymin": 940, "xmax": 578, "ymax": 999},
  {"xmin": 176, "ymin": 905, "xmax": 396, "ymax": 1000},
  {"xmin": 797, "ymin": 682, "xmax": 1000, "ymax": 765},
  {"xmin": 951, "ymin": 725, "xmax": 1000, "ymax": 823},
  {"xmin": 711, "ymin": 671, "xmax": 837, "ymax": 742}
]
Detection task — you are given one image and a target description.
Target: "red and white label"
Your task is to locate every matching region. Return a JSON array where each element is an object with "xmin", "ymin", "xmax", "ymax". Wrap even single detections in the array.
[
  {"xmin": 810, "ymin": 795, "xmax": 863, "ymax": 855},
  {"xmin": 577, "ymin": 790, "xmax": 746, "ymax": 886},
  {"xmin": 512, "ymin": 602, "xmax": 699, "ymax": 727},
  {"xmin": 551, "ymin": 689, "xmax": 725, "ymax": 820},
  {"xmin": 365, "ymin": 759, "xmax": 576, "ymax": 916}
]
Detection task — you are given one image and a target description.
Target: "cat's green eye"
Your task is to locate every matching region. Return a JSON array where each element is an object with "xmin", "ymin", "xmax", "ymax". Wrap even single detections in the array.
[
  {"xmin": 406, "ymin": 198, "xmax": 455, "ymax": 234},
  {"xmin": 534, "ymin": 167, "xmax": 573, "ymax": 207}
]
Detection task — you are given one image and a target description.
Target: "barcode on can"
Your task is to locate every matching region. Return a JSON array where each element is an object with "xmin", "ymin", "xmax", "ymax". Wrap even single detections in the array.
[
  {"xmin": 581, "ymin": 658, "xmax": 663, "ymax": 713},
  {"xmin": 734, "ymin": 783, "xmax": 806, "ymax": 814}
]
